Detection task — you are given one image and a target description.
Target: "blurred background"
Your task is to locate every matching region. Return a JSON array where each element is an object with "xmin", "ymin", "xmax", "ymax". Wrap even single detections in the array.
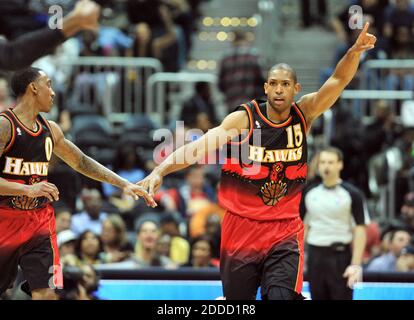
[{"xmin": 0, "ymin": 0, "xmax": 414, "ymax": 300}]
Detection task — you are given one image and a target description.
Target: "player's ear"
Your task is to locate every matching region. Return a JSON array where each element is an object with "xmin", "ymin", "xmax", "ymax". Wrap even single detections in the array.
[
  {"xmin": 264, "ymin": 82, "xmax": 268, "ymax": 95},
  {"xmin": 294, "ymin": 82, "xmax": 302, "ymax": 95},
  {"xmin": 30, "ymin": 82, "xmax": 38, "ymax": 95}
]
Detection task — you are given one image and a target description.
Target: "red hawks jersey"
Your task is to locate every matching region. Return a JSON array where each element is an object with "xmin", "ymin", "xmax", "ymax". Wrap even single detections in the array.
[
  {"xmin": 0, "ymin": 109, "xmax": 54, "ymax": 210},
  {"xmin": 218, "ymin": 99, "xmax": 308, "ymax": 220}
]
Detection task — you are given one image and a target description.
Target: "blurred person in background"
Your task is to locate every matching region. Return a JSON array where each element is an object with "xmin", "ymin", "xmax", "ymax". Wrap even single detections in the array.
[
  {"xmin": 75, "ymin": 230, "xmax": 104, "ymax": 265},
  {"xmin": 180, "ymin": 82, "xmax": 218, "ymax": 131},
  {"xmin": 126, "ymin": 0, "xmax": 178, "ymax": 71},
  {"xmin": 396, "ymin": 245, "xmax": 414, "ymax": 272},
  {"xmin": 71, "ymin": 188, "xmax": 108, "ymax": 236},
  {"xmin": 0, "ymin": 78, "xmax": 12, "ymax": 112},
  {"xmin": 79, "ymin": 264, "xmax": 100, "ymax": 299},
  {"xmin": 55, "ymin": 206, "xmax": 73, "ymax": 234},
  {"xmin": 134, "ymin": 219, "xmax": 175, "ymax": 267},
  {"xmin": 100, "ymin": 214, "xmax": 133, "ymax": 263},
  {"xmin": 366, "ymin": 228, "xmax": 412, "ymax": 271},
  {"xmin": 159, "ymin": 213, "xmax": 190, "ymax": 264},
  {"xmin": 0, "ymin": 0, "xmax": 100, "ymax": 71},
  {"xmin": 301, "ymin": 147, "xmax": 369, "ymax": 300},
  {"xmin": 218, "ymin": 30, "xmax": 265, "ymax": 111},
  {"xmin": 181, "ymin": 235, "xmax": 218, "ymax": 268}
]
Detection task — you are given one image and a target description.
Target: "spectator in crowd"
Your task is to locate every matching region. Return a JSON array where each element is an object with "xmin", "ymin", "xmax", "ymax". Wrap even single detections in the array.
[
  {"xmin": 384, "ymin": 26, "xmax": 414, "ymax": 91},
  {"xmin": 189, "ymin": 204, "xmax": 225, "ymax": 240},
  {"xmin": 134, "ymin": 220, "xmax": 175, "ymax": 267},
  {"xmin": 126, "ymin": 0, "xmax": 178, "ymax": 71},
  {"xmin": 366, "ymin": 228, "xmax": 412, "ymax": 271},
  {"xmin": 180, "ymin": 82, "xmax": 218, "ymax": 131},
  {"xmin": 57, "ymin": 229, "xmax": 78, "ymax": 264},
  {"xmin": 79, "ymin": 264, "xmax": 100, "ymax": 300},
  {"xmin": 156, "ymin": 165, "xmax": 216, "ymax": 218},
  {"xmin": 75, "ymin": 230, "xmax": 104, "ymax": 265},
  {"xmin": 100, "ymin": 214, "xmax": 133, "ymax": 263},
  {"xmin": 301, "ymin": 147, "xmax": 369, "ymax": 300},
  {"xmin": 181, "ymin": 236, "xmax": 218, "ymax": 268},
  {"xmin": 55, "ymin": 206, "xmax": 73, "ymax": 234},
  {"xmin": 401, "ymin": 192, "xmax": 414, "ymax": 233},
  {"xmin": 300, "ymin": 0, "xmax": 328, "ymax": 28},
  {"xmin": 156, "ymin": 233, "xmax": 173, "ymax": 258},
  {"xmin": 103, "ymin": 145, "xmax": 146, "ymax": 199},
  {"xmin": 383, "ymin": 0, "xmax": 414, "ymax": 39},
  {"xmin": 0, "ymin": 0, "xmax": 100, "ymax": 71},
  {"xmin": 159, "ymin": 213, "xmax": 190, "ymax": 264},
  {"xmin": 0, "ymin": 78, "xmax": 12, "ymax": 112},
  {"xmin": 71, "ymin": 189, "xmax": 108, "ymax": 236},
  {"xmin": 218, "ymin": 30, "xmax": 265, "ymax": 111},
  {"xmin": 396, "ymin": 245, "xmax": 414, "ymax": 272},
  {"xmin": 362, "ymin": 221, "xmax": 382, "ymax": 265}
]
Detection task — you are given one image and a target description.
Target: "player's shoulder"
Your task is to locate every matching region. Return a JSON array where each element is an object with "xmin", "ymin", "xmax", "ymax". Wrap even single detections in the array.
[{"xmin": 0, "ymin": 114, "xmax": 12, "ymax": 137}]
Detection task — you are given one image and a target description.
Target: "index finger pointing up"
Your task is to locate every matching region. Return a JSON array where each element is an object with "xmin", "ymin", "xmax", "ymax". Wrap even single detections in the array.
[{"xmin": 360, "ymin": 22, "xmax": 370, "ymax": 36}]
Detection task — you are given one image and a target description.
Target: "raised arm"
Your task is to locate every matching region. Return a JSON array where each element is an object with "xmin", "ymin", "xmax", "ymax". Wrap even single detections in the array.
[
  {"xmin": 49, "ymin": 121, "xmax": 156, "ymax": 206},
  {"xmin": 138, "ymin": 110, "xmax": 250, "ymax": 196},
  {"xmin": 298, "ymin": 22, "xmax": 377, "ymax": 125}
]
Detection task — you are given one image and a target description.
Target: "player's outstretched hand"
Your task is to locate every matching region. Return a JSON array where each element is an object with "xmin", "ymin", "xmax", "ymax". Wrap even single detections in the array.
[
  {"xmin": 352, "ymin": 22, "xmax": 377, "ymax": 53},
  {"xmin": 122, "ymin": 183, "xmax": 157, "ymax": 208},
  {"xmin": 343, "ymin": 265, "xmax": 363, "ymax": 289},
  {"xmin": 71, "ymin": 0, "xmax": 101, "ymax": 31},
  {"xmin": 137, "ymin": 170, "xmax": 163, "ymax": 198},
  {"xmin": 27, "ymin": 181, "xmax": 60, "ymax": 202}
]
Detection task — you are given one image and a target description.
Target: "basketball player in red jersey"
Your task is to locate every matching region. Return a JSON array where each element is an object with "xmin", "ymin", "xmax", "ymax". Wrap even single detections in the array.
[
  {"xmin": 139, "ymin": 23, "xmax": 376, "ymax": 300},
  {"xmin": 0, "ymin": 68, "xmax": 156, "ymax": 300}
]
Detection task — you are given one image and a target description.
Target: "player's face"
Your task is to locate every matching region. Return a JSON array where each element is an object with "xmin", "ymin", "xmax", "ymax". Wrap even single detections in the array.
[
  {"xmin": 32, "ymin": 71, "xmax": 55, "ymax": 112},
  {"xmin": 264, "ymin": 70, "xmax": 301, "ymax": 113},
  {"xmin": 318, "ymin": 151, "xmax": 343, "ymax": 180}
]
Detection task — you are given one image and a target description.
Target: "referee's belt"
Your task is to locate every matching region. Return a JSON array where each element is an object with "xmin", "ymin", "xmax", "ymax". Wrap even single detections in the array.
[{"xmin": 309, "ymin": 243, "xmax": 351, "ymax": 253}]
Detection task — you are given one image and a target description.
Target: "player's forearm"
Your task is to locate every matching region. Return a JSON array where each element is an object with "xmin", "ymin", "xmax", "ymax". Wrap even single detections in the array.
[
  {"xmin": 0, "ymin": 178, "xmax": 30, "ymax": 196},
  {"xmin": 351, "ymin": 226, "xmax": 366, "ymax": 265},
  {"xmin": 77, "ymin": 155, "xmax": 128, "ymax": 189},
  {"xmin": 331, "ymin": 48, "xmax": 362, "ymax": 85},
  {"xmin": 154, "ymin": 144, "xmax": 199, "ymax": 178}
]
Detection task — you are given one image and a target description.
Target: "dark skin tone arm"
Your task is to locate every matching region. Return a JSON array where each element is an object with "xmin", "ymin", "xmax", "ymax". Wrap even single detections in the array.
[
  {"xmin": 299, "ymin": 22, "xmax": 377, "ymax": 126},
  {"xmin": 48, "ymin": 121, "xmax": 156, "ymax": 207}
]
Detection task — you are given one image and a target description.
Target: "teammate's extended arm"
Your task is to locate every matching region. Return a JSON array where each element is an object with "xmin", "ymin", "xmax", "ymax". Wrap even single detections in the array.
[
  {"xmin": 298, "ymin": 22, "xmax": 377, "ymax": 124},
  {"xmin": 0, "ymin": 117, "xmax": 59, "ymax": 201},
  {"xmin": 343, "ymin": 225, "xmax": 366, "ymax": 288},
  {"xmin": 138, "ymin": 110, "xmax": 249, "ymax": 196},
  {"xmin": 48, "ymin": 121, "xmax": 156, "ymax": 206}
]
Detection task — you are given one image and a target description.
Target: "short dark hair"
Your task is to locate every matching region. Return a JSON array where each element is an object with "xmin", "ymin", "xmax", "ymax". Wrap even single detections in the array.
[
  {"xmin": 267, "ymin": 63, "xmax": 297, "ymax": 83},
  {"xmin": 10, "ymin": 67, "xmax": 42, "ymax": 97},
  {"xmin": 319, "ymin": 146, "xmax": 344, "ymax": 161}
]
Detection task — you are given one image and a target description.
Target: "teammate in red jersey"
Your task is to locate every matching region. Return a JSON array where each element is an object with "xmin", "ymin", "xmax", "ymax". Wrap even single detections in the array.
[
  {"xmin": 0, "ymin": 67, "xmax": 156, "ymax": 300},
  {"xmin": 139, "ymin": 23, "xmax": 376, "ymax": 300}
]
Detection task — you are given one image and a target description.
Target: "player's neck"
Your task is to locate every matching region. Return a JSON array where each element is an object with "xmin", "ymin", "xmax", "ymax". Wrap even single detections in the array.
[
  {"xmin": 266, "ymin": 101, "xmax": 290, "ymax": 123},
  {"xmin": 13, "ymin": 98, "xmax": 39, "ymax": 125},
  {"xmin": 323, "ymin": 177, "xmax": 342, "ymax": 188}
]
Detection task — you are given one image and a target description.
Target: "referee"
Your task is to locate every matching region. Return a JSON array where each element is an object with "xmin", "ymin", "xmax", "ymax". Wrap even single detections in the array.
[{"xmin": 300, "ymin": 147, "xmax": 369, "ymax": 300}]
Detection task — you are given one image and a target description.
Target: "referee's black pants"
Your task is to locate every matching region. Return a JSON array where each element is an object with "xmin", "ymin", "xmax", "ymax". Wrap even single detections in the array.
[{"xmin": 307, "ymin": 244, "xmax": 353, "ymax": 300}]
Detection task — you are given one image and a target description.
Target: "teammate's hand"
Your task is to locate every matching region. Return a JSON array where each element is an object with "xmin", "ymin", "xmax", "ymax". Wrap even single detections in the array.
[
  {"xmin": 72, "ymin": 0, "xmax": 101, "ymax": 31},
  {"xmin": 122, "ymin": 183, "xmax": 157, "ymax": 208},
  {"xmin": 26, "ymin": 181, "xmax": 60, "ymax": 202},
  {"xmin": 343, "ymin": 265, "xmax": 363, "ymax": 289},
  {"xmin": 137, "ymin": 170, "xmax": 163, "ymax": 198},
  {"xmin": 351, "ymin": 22, "xmax": 377, "ymax": 53}
]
